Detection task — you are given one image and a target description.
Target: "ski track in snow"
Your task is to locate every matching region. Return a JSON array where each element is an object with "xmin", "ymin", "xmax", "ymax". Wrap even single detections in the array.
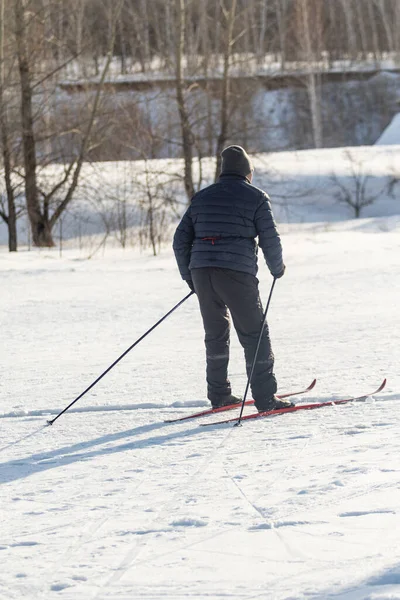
[{"xmin": 1, "ymin": 218, "xmax": 400, "ymax": 599}]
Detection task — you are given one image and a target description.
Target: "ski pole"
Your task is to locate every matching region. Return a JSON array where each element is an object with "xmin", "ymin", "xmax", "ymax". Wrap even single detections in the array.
[
  {"xmin": 47, "ymin": 291, "xmax": 194, "ymax": 426},
  {"xmin": 235, "ymin": 278, "xmax": 277, "ymax": 427}
]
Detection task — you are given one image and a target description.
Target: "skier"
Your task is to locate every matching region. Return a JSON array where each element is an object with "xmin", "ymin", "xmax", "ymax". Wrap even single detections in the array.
[{"xmin": 173, "ymin": 145, "xmax": 292, "ymax": 412}]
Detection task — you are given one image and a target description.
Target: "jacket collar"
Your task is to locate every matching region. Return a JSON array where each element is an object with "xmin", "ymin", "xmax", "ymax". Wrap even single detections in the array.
[{"xmin": 218, "ymin": 173, "xmax": 251, "ymax": 184}]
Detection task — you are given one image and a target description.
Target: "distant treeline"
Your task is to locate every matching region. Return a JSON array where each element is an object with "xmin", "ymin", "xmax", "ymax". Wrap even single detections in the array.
[{"xmin": 37, "ymin": 0, "xmax": 400, "ymax": 72}]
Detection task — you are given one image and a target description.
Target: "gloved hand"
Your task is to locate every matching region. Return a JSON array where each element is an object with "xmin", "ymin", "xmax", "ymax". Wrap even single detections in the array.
[
  {"xmin": 186, "ymin": 280, "xmax": 195, "ymax": 292},
  {"xmin": 273, "ymin": 265, "xmax": 286, "ymax": 279}
]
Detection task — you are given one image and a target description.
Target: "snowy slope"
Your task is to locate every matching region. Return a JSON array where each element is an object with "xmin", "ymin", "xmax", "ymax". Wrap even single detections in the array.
[
  {"xmin": 375, "ymin": 113, "xmax": 400, "ymax": 145},
  {"xmin": 1, "ymin": 216, "xmax": 400, "ymax": 599}
]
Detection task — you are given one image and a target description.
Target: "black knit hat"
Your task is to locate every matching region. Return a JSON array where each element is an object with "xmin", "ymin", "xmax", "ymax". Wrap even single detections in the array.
[{"xmin": 220, "ymin": 145, "xmax": 254, "ymax": 177}]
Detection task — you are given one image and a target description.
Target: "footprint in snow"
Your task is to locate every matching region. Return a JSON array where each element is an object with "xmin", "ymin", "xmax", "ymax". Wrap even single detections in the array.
[
  {"xmin": 50, "ymin": 582, "xmax": 74, "ymax": 592},
  {"xmin": 249, "ymin": 520, "xmax": 327, "ymax": 530},
  {"xmin": 339, "ymin": 509, "xmax": 395, "ymax": 518},
  {"xmin": 11, "ymin": 541, "xmax": 39, "ymax": 547},
  {"xmin": 170, "ymin": 518, "xmax": 208, "ymax": 528}
]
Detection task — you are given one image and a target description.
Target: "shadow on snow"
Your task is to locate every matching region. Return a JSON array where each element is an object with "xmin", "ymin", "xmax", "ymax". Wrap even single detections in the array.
[{"xmin": 0, "ymin": 419, "xmax": 224, "ymax": 485}]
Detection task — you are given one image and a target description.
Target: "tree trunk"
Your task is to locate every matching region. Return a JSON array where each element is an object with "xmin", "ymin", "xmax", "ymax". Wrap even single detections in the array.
[
  {"xmin": 0, "ymin": 0, "xmax": 17, "ymax": 251},
  {"xmin": 258, "ymin": 0, "xmax": 268, "ymax": 63},
  {"xmin": 276, "ymin": 0, "xmax": 287, "ymax": 70},
  {"xmin": 1, "ymin": 124, "xmax": 17, "ymax": 251},
  {"xmin": 307, "ymin": 72, "xmax": 323, "ymax": 148},
  {"xmin": 214, "ymin": 0, "xmax": 237, "ymax": 181},
  {"xmin": 165, "ymin": 0, "xmax": 173, "ymax": 67},
  {"xmin": 356, "ymin": 1, "xmax": 369, "ymax": 59},
  {"xmin": 366, "ymin": 0, "xmax": 380, "ymax": 59},
  {"xmin": 15, "ymin": 0, "xmax": 54, "ymax": 246},
  {"xmin": 140, "ymin": 0, "xmax": 150, "ymax": 71},
  {"xmin": 175, "ymin": 0, "xmax": 195, "ymax": 200},
  {"xmin": 300, "ymin": 0, "xmax": 323, "ymax": 149},
  {"xmin": 375, "ymin": 0, "xmax": 394, "ymax": 53},
  {"xmin": 394, "ymin": 0, "xmax": 400, "ymax": 55},
  {"xmin": 340, "ymin": 0, "xmax": 357, "ymax": 59},
  {"xmin": 199, "ymin": 1, "xmax": 213, "ymax": 156},
  {"xmin": 33, "ymin": 221, "xmax": 56, "ymax": 246}
]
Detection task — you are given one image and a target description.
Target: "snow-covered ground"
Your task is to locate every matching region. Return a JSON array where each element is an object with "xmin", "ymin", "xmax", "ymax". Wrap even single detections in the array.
[
  {"xmin": 63, "ymin": 52, "xmax": 400, "ymax": 83},
  {"xmin": 2, "ymin": 143, "xmax": 400, "ymax": 246},
  {"xmin": 1, "ymin": 211, "xmax": 400, "ymax": 599}
]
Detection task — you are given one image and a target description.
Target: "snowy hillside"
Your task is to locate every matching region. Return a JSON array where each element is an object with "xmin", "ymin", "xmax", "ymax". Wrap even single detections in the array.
[{"xmin": 1, "ymin": 211, "xmax": 400, "ymax": 598}]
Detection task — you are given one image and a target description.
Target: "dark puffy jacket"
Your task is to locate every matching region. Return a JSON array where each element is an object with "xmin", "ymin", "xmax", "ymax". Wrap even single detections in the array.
[{"xmin": 173, "ymin": 174, "xmax": 284, "ymax": 280}]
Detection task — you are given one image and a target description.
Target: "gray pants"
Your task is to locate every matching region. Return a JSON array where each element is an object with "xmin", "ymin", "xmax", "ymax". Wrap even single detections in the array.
[{"xmin": 191, "ymin": 267, "xmax": 277, "ymax": 405}]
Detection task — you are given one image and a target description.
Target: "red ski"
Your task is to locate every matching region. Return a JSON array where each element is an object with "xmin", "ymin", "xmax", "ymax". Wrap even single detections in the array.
[
  {"xmin": 201, "ymin": 379, "xmax": 387, "ymax": 426},
  {"xmin": 164, "ymin": 379, "xmax": 317, "ymax": 423}
]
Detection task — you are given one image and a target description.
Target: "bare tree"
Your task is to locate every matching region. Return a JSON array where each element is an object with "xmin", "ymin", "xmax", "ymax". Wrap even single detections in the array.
[
  {"xmin": 94, "ymin": 162, "xmax": 139, "ymax": 249},
  {"xmin": 14, "ymin": 0, "xmax": 124, "ymax": 247},
  {"xmin": 135, "ymin": 161, "xmax": 181, "ymax": 256},
  {"xmin": 331, "ymin": 150, "xmax": 389, "ymax": 218}
]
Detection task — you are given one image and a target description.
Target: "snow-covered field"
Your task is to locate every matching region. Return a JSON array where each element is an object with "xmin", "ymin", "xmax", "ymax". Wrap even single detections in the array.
[
  {"xmin": 2, "ymin": 143, "xmax": 400, "ymax": 246},
  {"xmin": 1, "ymin": 211, "xmax": 400, "ymax": 599}
]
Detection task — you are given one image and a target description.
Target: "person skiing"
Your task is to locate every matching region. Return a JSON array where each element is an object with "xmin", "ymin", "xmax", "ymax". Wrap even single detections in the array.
[{"xmin": 173, "ymin": 145, "xmax": 292, "ymax": 412}]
